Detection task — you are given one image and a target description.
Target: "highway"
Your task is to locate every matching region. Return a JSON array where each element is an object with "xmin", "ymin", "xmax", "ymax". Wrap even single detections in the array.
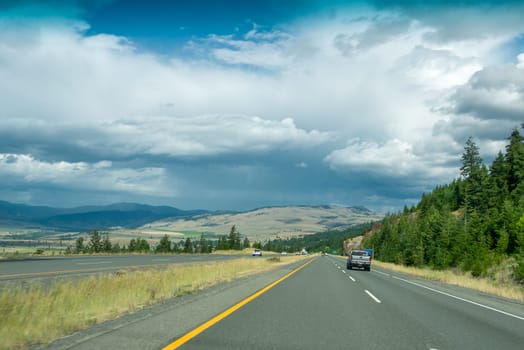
[
  {"xmin": 0, "ymin": 254, "xmax": 244, "ymax": 281},
  {"xmin": 42, "ymin": 256, "xmax": 524, "ymax": 350}
]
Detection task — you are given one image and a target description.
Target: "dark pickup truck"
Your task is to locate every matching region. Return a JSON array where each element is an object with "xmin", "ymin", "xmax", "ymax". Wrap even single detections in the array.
[{"xmin": 347, "ymin": 250, "xmax": 371, "ymax": 271}]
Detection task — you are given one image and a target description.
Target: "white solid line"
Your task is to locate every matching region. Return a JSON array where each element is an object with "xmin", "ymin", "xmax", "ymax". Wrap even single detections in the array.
[
  {"xmin": 373, "ymin": 270, "xmax": 390, "ymax": 277},
  {"xmin": 391, "ymin": 275, "xmax": 524, "ymax": 321},
  {"xmin": 349, "ymin": 276, "xmax": 356, "ymax": 282},
  {"xmin": 365, "ymin": 289, "xmax": 381, "ymax": 303}
]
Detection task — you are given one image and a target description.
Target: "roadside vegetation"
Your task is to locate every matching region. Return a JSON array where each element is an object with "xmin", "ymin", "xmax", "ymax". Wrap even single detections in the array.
[
  {"xmin": 372, "ymin": 260, "xmax": 524, "ymax": 302},
  {"xmin": 0, "ymin": 255, "xmax": 307, "ymax": 350},
  {"xmin": 362, "ymin": 125, "xmax": 524, "ymax": 284},
  {"xmin": 261, "ymin": 223, "xmax": 373, "ymax": 254}
]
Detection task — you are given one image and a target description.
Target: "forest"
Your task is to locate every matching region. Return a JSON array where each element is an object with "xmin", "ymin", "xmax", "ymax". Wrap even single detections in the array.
[{"xmin": 363, "ymin": 125, "xmax": 524, "ymax": 282}]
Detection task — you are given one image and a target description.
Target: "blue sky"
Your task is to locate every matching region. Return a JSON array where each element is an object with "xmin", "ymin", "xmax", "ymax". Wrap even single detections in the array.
[{"xmin": 1, "ymin": 0, "xmax": 523, "ymax": 212}]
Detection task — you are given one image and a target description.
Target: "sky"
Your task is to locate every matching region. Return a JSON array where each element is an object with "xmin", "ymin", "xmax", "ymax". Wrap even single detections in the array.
[{"xmin": 0, "ymin": 0, "xmax": 523, "ymax": 212}]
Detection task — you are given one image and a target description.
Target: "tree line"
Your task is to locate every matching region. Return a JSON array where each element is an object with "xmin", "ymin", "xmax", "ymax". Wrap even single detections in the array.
[
  {"xmin": 67, "ymin": 225, "xmax": 250, "ymax": 254},
  {"xmin": 362, "ymin": 125, "xmax": 524, "ymax": 281},
  {"xmin": 257, "ymin": 223, "xmax": 373, "ymax": 254}
]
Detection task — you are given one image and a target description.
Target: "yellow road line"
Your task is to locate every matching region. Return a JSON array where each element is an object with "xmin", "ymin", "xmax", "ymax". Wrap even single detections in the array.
[{"xmin": 162, "ymin": 258, "xmax": 315, "ymax": 350}]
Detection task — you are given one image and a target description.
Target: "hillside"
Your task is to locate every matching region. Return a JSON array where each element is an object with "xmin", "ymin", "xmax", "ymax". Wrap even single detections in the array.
[
  {"xmin": 362, "ymin": 127, "xmax": 524, "ymax": 282},
  {"xmin": 141, "ymin": 205, "xmax": 384, "ymax": 241},
  {"xmin": 0, "ymin": 201, "xmax": 206, "ymax": 230}
]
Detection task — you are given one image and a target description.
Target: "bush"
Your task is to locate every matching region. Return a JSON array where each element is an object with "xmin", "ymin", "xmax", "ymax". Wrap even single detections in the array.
[{"xmin": 513, "ymin": 257, "xmax": 524, "ymax": 284}]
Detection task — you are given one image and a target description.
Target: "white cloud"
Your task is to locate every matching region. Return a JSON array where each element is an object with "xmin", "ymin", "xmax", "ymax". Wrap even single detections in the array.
[
  {"xmin": 518, "ymin": 53, "xmax": 524, "ymax": 69},
  {"xmin": 0, "ymin": 154, "xmax": 172, "ymax": 196},
  {"xmin": 2, "ymin": 3, "xmax": 524, "ymax": 209},
  {"xmin": 396, "ymin": 46, "xmax": 482, "ymax": 90},
  {"xmin": 325, "ymin": 138, "xmax": 457, "ymax": 180},
  {"xmin": 100, "ymin": 116, "xmax": 332, "ymax": 157}
]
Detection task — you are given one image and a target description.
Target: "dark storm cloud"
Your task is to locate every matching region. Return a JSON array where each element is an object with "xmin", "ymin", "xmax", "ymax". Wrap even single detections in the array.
[{"xmin": 450, "ymin": 65, "xmax": 524, "ymax": 122}]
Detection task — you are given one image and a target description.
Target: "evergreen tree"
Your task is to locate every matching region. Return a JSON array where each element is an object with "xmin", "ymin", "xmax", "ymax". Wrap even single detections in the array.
[
  {"xmin": 156, "ymin": 234, "xmax": 172, "ymax": 253},
  {"xmin": 128, "ymin": 238, "xmax": 137, "ymax": 252},
  {"xmin": 362, "ymin": 127, "xmax": 524, "ymax": 281},
  {"xmin": 488, "ymin": 152, "xmax": 509, "ymax": 208},
  {"xmin": 228, "ymin": 225, "xmax": 241, "ymax": 250},
  {"xmin": 217, "ymin": 235, "xmax": 229, "ymax": 250},
  {"xmin": 505, "ymin": 128, "xmax": 524, "ymax": 201},
  {"xmin": 138, "ymin": 238, "xmax": 150, "ymax": 252},
  {"xmin": 243, "ymin": 236, "xmax": 251, "ymax": 249},
  {"xmin": 75, "ymin": 236, "xmax": 85, "ymax": 253},
  {"xmin": 184, "ymin": 237, "xmax": 193, "ymax": 253},
  {"xmin": 460, "ymin": 137, "xmax": 485, "ymax": 213},
  {"xmin": 88, "ymin": 231, "xmax": 103, "ymax": 253}
]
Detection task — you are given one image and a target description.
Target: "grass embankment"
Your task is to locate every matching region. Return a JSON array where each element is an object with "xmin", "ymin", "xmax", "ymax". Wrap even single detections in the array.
[
  {"xmin": 0, "ymin": 255, "xmax": 307, "ymax": 350},
  {"xmin": 372, "ymin": 260, "xmax": 524, "ymax": 302}
]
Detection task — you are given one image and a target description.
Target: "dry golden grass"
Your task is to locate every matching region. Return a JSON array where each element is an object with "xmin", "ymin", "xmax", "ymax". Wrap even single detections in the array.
[
  {"xmin": 0, "ymin": 255, "xmax": 307, "ymax": 350},
  {"xmin": 371, "ymin": 260, "xmax": 524, "ymax": 302}
]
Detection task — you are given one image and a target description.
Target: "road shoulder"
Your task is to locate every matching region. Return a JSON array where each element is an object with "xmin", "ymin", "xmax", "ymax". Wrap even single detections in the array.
[{"xmin": 35, "ymin": 258, "xmax": 312, "ymax": 350}]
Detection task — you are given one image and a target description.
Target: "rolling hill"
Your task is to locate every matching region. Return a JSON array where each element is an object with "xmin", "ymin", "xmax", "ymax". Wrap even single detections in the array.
[
  {"xmin": 141, "ymin": 205, "xmax": 384, "ymax": 241},
  {"xmin": 0, "ymin": 201, "xmax": 207, "ymax": 230}
]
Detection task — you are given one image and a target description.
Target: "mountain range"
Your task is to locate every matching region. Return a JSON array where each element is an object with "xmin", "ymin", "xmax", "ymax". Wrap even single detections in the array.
[
  {"xmin": 0, "ymin": 200, "xmax": 207, "ymax": 230},
  {"xmin": 0, "ymin": 201, "xmax": 384, "ymax": 240}
]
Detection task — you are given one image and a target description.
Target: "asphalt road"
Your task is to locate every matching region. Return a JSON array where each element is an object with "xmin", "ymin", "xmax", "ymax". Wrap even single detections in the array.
[
  {"xmin": 41, "ymin": 256, "xmax": 524, "ymax": 350},
  {"xmin": 0, "ymin": 254, "xmax": 244, "ymax": 281}
]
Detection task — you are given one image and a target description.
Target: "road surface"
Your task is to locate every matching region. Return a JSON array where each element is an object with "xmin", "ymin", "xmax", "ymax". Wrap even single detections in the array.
[
  {"xmin": 41, "ymin": 256, "xmax": 524, "ymax": 350},
  {"xmin": 0, "ymin": 254, "xmax": 244, "ymax": 282}
]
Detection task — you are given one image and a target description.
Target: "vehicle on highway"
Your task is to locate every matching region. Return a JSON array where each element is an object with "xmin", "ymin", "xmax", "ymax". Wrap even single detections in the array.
[
  {"xmin": 281, "ymin": 251, "xmax": 288, "ymax": 255},
  {"xmin": 347, "ymin": 250, "xmax": 371, "ymax": 271},
  {"xmin": 252, "ymin": 249, "xmax": 262, "ymax": 256}
]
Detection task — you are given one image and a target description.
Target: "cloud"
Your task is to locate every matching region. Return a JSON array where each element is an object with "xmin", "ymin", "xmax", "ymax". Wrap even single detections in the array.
[
  {"xmin": 334, "ymin": 15, "xmax": 412, "ymax": 55},
  {"xmin": 325, "ymin": 138, "xmax": 456, "ymax": 180},
  {"xmin": 198, "ymin": 25, "xmax": 297, "ymax": 69},
  {"xmin": 449, "ymin": 62, "xmax": 524, "ymax": 122},
  {"xmin": 1, "ymin": 2, "xmax": 524, "ymax": 210},
  {"xmin": 0, "ymin": 153, "xmax": 171, "ymax": 197},
  {"xmin": 102, "ymin": 116, "xmax": 332, "ymax": 158},
  {"xmin": 518, "ymin": 53, "xmax": 524, "ymax": 69},
  {"xmin": 395, "ymin": 46, "xmax": 482, "ymax": 90},
  {"xmin": 0, "ymin": 115, "xmax": 332, "ymax": 162},
  {"xmin": 370, "ymin": 1, "xmax": 524, "ymax": 43}
]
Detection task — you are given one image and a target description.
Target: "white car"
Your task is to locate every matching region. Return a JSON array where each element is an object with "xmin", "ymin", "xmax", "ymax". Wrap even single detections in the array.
[{"xmin": 252, "ymin": 249, "xmax": 262, "ymax": 256}]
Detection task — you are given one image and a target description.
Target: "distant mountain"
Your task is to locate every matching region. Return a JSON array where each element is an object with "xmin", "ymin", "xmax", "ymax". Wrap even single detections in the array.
[
  {"xmin": 144, "ymin": 205, "xmax": 384, "ymax": 241},
  {"xmin": 0, "ymin": 200, "xmax": 207, "ymax": 230}
]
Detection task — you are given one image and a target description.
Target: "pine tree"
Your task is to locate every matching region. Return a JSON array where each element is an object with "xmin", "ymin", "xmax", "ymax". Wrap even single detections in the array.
[
  {"xmin": 487, "ymin": 151, "xmax": 509, "ymax": 208},
  {"xmin": 88, "ymin": 231, "xmax": 103, "ymax": 253},
  {"xmin": 217, "ymin": 235, "xmax": 229, "ymax": 250},
  {"xmin": 505, "ymin": 128, "xmax": 524, "ymax": 202},
  {"xmin": 228, "ymin": 225, "xmax": 241, "ymax": 250},
  {"xmin": 460, "ymin": 137, "xmax": 485, "ymax": 213},
  {"xmin": 156, "ymin": 234, "xmax": 172, "ymax": 253},
  {"xmin": 243, "ymin": 236, "xmax": 251, "ymax": 249},
  {"xmin": 184, "ymin": 237, "xmax": 193, "ymax": 253}
]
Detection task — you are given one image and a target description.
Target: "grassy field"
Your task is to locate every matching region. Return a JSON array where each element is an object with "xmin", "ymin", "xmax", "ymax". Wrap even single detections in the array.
[{"xmin": 0, "ymin": 255, "xmax": 308, "ymax": 350}]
